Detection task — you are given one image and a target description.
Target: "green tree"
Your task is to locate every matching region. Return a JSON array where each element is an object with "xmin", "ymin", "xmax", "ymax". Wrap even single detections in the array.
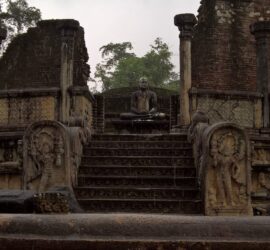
[
  {"xmin": 143, "ymin": 38, "xmax": 175, "ymax": 86},
  {"xmin": 0, "ymin": 0, "xmax": 41, "ymax": 53},
  {"xmin": 94, "ymin": 38, "xmax": 178, "ymax": 91},
  {"xmin": 94, "ymin": 42, "xmax": 135, "ymax": 90}
]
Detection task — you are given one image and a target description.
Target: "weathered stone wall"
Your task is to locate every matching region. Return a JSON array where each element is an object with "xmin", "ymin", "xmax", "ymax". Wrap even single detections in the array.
[
  {"xmin": 0, "ymin": 19, "xmax": 93, "ymax": 129},
  {"xmin": 0, "ymin": 96, "xmax": 56, "ymax": 126},
  {"xmin": 0, "ymin": 19, "xmax": 89, "ymax": 89},
  {"xmin": 192, "ymin": 0, "xmax": 270, "ymax": 92},
  {"xmin": 190, "ymin": 89, "xmax": 263, "ymax": 128}
]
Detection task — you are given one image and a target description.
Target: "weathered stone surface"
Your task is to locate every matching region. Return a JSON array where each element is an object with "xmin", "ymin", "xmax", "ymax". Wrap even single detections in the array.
[
  {"xmin": 190, "ymin": 88, "xmax": 263, "ymax": 128},
  {"xmin": 0, "ymin": 190, "xmax": 35, "ymax": 213},
  {"xmin": 197, "ymin": 96, "xmax": 254, "ymax": 127},
  {"xmin": 174, "ymin": 13, "xmax": 197, "ymax": 126},
  {"xmin": 202, "ymin": 123, "xmax": 252, "ymax": 215},
  {"xmin": 192, "ymin": 0, "xmax": 270, "ymax": 92},
  {"xmin": 0, "ymin": 214, "xmax": 269, "ymax": 249},
  {"xmin": 0, "ymin": 96, "xmax": 56, "ymax": 126},
  {"xmin": 0, "ymin": 19, "xmax": 89, "ymax": 90},
  {"xmin": 251, "ymin": 21, "xmax": 270, "ymax": 127},
  {"xmin": 189, "ymin": 114, "xmax": 252, "ymax": 215}
]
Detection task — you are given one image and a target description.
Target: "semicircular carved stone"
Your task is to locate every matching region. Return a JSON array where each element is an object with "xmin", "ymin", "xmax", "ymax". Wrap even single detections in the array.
[
  {"xmin": 201, "ymin": 122, "xmax": 252, "ymax": 216},
  {"xmin": 23, "ymin": 121, "xmax": 72, "ymax": 192}
]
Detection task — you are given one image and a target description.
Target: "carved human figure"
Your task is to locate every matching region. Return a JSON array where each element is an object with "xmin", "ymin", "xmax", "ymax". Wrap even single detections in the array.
[
  {"xmin": 28, "ymin": 129, "xmax": 64, "ymax": 192},
  {"xmin": 38, "ymin": 141, "xmax": 55, "ymax": 192},
  {"xmin": 210, "ymin": 132, "xmax": 245, "ymax": 206},
  {"xmin": 120, "ymin": 77, "xmax": 165, "ymax": 120}
]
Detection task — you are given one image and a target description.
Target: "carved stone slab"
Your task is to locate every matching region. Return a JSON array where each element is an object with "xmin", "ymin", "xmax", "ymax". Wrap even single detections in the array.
[
  {"xmin": 201, "ymin": 123, "xmax": 252, "ymax": 215},
  {"xmin": 23, "ymin": 121, "xmax": 72, "ymax": 192}
]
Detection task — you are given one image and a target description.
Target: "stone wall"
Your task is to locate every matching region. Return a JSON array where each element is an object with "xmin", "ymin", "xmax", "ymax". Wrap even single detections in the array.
[
  {"xmin": 0, "ymin": 19, "xmax": 89, "ymax": 89},
  {"xmin": 0, "ymin": 19, "xmax": 93, "ymax": 129},
  {"xmin": 192, "ymin": 0, "xmax": 270, "ymax": 92}
]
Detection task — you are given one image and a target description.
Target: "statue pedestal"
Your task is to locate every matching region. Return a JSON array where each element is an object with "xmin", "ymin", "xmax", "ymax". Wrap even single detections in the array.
[{"xmin": 110, "ymin": 119, "xmax": 170, "ymax": 134}]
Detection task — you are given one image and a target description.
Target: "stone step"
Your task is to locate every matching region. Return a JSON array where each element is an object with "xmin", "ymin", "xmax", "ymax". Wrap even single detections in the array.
[
  {"xmin": 91, "ymin": 134, "xmax": 188, "ymax": 142},
  {"xmin": 84, "ymin": 147, "xmax": 192, "ymax": 157},
  {"xmin": 81, "ymin": 156, "xmax": 194, "ymax": 166},
  {"xmin": 77, "ymin": 176, "xmax": 197, "ymax": 187},
  {"xmin": 74, "ymin": 186, "xmax": 200, "ymax": 200},
  {"xmin": 88, "ymin": 141, "xmax": 191, "ymax": 149},
  {"xmin": 77, "ymin": 198, "xmax": 202, "ymax": 214},
  {"xmin": 78, "ymin": 165, "xmax": 196, "ymax": 177}
]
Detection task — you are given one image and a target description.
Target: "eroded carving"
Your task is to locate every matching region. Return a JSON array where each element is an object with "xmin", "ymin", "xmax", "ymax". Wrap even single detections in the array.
[
  {"xmin": 209, "ymin": 131, "xmax": 247, "ymax": 207},
  {"xmin": 24, "ymin": 121, "xmax": 71, "ymax": 192},
  {"xmin": 189, "ymin": 115, "xmax": 252, "ymax": 215},
  {"xmin": 204, "ymin": 124, "xmax": 252, "ymax": 215},
  {"xmin": 197, "ymin": 97, "xmax": 254, "ymax": 127},
  {"xmin": 33, "ymin": 192, "xmax": 69, "ymax": 213}
]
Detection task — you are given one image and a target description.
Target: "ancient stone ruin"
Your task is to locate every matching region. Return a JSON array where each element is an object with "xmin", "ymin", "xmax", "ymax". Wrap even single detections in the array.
[{"xmin": 0, "ymin": 0, "xmax": 270, "ymax": 249}]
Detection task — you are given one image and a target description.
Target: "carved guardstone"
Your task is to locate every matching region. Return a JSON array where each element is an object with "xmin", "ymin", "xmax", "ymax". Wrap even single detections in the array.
[
  {"xmin": 202, "ymin": 123, "xmax": 252, "ymax": 215},
  {"xmin": 23, "ymin": 121, "xmax": 72, "ymax": 193}
]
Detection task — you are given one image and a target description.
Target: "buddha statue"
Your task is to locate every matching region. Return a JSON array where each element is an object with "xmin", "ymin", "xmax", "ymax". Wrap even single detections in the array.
[{"xmin": 120, "ymin": 77, "xmax": 166, "ymax": 120}]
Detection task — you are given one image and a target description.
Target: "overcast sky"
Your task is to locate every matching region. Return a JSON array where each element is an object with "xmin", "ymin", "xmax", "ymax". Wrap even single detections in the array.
[{"xmin": 28, "ymin": 0, "xmax": 200, "ymax": 85}]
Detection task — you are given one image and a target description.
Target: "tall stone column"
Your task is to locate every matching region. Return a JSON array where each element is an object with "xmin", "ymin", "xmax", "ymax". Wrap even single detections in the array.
[
  {"xmin": 174, "ymin": 14, "xmax": 197, "ymax": 126},
  {"xmin": 251, "ymin": 21, "xmax": 270, "ymax": 128},
  {"xmin": 59, "ymin": 20, "xmax": 79, "ymax": 124}
]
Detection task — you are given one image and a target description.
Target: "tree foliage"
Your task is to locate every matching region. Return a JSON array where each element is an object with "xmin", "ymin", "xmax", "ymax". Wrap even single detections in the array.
[
  {"xmin": 94, "ymin": 38, "xmax": 179, "ymax": 91},
  {"xmin": 94, "ymin": 42, "xmax": 134, "ymax": 90},
  {"xmin": 0, "ymin": 0, "xmax": 41, "ymax": 52}
]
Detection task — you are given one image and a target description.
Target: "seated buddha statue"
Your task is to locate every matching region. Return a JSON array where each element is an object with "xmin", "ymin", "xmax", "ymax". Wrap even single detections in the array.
[{"xmin": 120, "ymin": 77, "xmax": 166, "ymax": 120}]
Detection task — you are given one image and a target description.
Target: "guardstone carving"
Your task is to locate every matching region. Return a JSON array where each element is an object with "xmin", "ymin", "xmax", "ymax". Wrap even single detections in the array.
[
  {"xmin": 202, "ymin": 124, "xmax": 252, "ymax": 215},
  {"xmin": 23, "ymin": 121, "xmax": 71, "ymax": 192}
]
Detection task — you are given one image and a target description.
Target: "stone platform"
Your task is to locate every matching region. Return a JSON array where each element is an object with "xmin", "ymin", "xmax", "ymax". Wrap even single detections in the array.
[
  {"xmin": 108, "ymin": 119, "xmax": 170, "ymax": 134},
  {"xmin": 0, "ymin": 214, "xmax": 269, "ymax": 249}
]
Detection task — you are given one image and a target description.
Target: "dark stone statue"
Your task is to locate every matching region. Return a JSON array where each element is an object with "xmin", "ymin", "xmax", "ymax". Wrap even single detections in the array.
[{"xmin": 120, "ymin": 77, "xmax": 166, "ymax": 120}]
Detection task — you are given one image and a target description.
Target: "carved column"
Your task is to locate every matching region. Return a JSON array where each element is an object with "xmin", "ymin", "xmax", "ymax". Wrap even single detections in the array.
[
  {"xmin": 59, "ymin": 21, "xmax": 79, "ymax": 124},
  {"xmin": 174, "ymin": 14, "xmax": 197, "ymax": 126},
  {"xmin": 251, "ymin": 21, "xmax": 270, "ymax": 128}
]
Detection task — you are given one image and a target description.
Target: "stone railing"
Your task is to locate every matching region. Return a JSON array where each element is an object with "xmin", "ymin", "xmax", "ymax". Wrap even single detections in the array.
[{"xmin": 188, "ymin": 111, "xmax": 252, "ymax": 216}]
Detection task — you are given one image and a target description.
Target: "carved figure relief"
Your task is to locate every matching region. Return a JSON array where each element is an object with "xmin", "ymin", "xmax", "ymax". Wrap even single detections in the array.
[
  {"xmin": 252, "ymin": 171, "xmax": 270, "ymax": 198},
  {"xmin": 24, "ymin": 121, "xmax": 70, "ymax": 193},
  {"xmin": 253, "ymin": 147, "xmax": 270, "ymax": 165},
  {"xmin": 0, "ymin": 139, "xmax": 23, "ymax": 173},
  {"xmin": 204, "ymin": 125, "xmax": 252, "ymax": 215},
  {"xmin": 209, "ymin": 132, "xmax": 246, "ymax": 207}
]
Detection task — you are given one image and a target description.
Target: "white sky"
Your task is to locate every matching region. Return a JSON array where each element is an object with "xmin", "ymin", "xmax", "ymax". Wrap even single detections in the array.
[{"xmin": 27, "ymin": 0, "xmax": 200, "ymax": 85}]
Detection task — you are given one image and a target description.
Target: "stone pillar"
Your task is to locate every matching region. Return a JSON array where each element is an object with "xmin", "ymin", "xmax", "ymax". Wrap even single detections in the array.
[
  {"xmin": 251, "ymin": 21, "xmax": 270, "ymax": 128},
  {"xmin": 174, "ymin": 14, "xmax": 197, "ymax": 126},
  {"xmin": 59, "ymin": 20, "xmax": 79, "ymax": 124}
]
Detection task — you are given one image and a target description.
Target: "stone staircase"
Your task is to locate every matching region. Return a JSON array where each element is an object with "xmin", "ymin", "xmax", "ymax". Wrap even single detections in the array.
[{"xmin": 74, "ymin": 133, "xmax": 202, "ymax": 214}]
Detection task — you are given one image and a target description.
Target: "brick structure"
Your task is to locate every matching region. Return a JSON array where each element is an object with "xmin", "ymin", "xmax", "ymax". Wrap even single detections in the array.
[
  {"xmin": 192, "ymin": 0, "xmax": 270, "ymax": 92},
  {"xmin": 187, "ymin": 0, "xmax": 270, "ymax": 128},
  {"xmin": 0, "ymin": 19, "xmax": 94, "ymax": 128},
  {"xmin": 0, "ymin": 19, "xmax": 89, "ymax": 89}
]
